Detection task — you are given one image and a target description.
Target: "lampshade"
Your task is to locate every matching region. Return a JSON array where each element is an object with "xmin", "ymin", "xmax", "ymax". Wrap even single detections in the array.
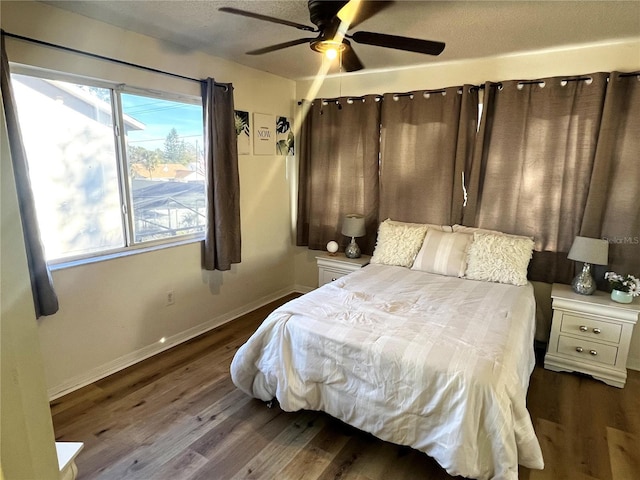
[
  {"xmin": 567, "ymin": 236, "xmax": 609, "ymax": 265},
  {"xmin": 341, "ymin": 214, "xmax": 366, "ymax": 238}
]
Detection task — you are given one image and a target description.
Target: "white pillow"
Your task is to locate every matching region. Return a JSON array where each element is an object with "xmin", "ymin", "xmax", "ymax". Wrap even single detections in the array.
[
  {"xmin": 412, "ymin": 230, "xmax": 473, "ymax": 277},
  {"xmin": 465, "ymin": 232, "xmax": 534, "ymax": 286},
  {"xmin": 452, "ymin": 224, "xmax": 533, "ymax": 242},
  {"xmin": 388, "ymin": 220, "xmax": 452, "ymax": 233},
  {"xmin": 453, "ymin": 224, "xmax": 504, "ymax": 235},
  {"xmin": 371, "ymin": 219, "xmax": 429, "ymax": 267}
]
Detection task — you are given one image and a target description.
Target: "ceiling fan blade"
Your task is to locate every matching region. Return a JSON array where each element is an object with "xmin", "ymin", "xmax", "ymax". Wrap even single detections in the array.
[
  {"xmin": 338, "ymin": 0, "xmax": 394, "ymax": 30},
  {"xmin": 219, "ymin": 7, "xmax": 316, "ymax": 32},
  {"xmin": 246, "ymin": 38, "xmax": 314, "ymax": 55},
  {"xmin": 351, "ymin": 31, "xmax": 445, "ymax": 56},
  {"xmin": 341, "ymin": 44, "xmax": 364, "ymax": 72}
]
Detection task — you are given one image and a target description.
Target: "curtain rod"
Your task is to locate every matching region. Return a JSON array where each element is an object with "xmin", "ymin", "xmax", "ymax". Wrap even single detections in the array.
[
  {"xmin": 1, "ymin": 30, "xmax": 228, "ymax": 89},
  {"xmin": 297, "ymin": 71, "xmax": 640, "ymax": 104}
]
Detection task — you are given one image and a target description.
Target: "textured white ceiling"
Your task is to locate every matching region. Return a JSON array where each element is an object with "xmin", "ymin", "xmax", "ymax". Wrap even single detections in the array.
[{"xmin": 40, "ymin": 1, "xmax": 640, "ymax": 80}]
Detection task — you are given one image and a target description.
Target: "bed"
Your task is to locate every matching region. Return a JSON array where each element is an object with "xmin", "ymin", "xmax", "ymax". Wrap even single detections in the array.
[{"xmin": 231, "ymin": 222, "xmax": 544, "ymax": 480}]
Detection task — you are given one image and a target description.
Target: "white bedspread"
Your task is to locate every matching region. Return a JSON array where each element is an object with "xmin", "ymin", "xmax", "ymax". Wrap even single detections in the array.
[{"xmin": 231, "ymin": 264, "xmax": 544, "ymax": 479}]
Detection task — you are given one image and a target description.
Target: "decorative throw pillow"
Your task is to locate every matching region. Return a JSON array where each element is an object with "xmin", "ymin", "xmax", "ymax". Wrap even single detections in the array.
[
  {"xmin": 452, "ymin": 224, "xmax": 533, "ymax": 242},
  {"xmin": 453, "ymin": 224, "xmax": 500, "ymax": 235},
  {"xmin": 412, "ymin": 230, "xmax": 473, "ymax": 277},
  {"xmin": 370, "ymin": 219, "xmax": 429, "ymax": 268},
  {"xmin": 387, "ymin": 220, "xmax": 452, "ymax": 233},
  {"xmin": 465, "ymin": 232, "xmax": 535, "ymax": 286}
]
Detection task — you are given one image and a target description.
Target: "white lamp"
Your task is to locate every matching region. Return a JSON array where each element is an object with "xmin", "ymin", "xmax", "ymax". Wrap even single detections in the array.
[
  {"xmin": 567, "ymin": 236, "xmax": 609, "ymax": 295},
  {"xmin": 341, "ymin": 214, "xmax": 366, "ymax": 259}
]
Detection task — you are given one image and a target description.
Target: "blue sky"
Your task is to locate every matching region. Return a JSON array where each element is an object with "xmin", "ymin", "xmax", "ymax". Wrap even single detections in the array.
[{"xmin": 121, "ymin": 93, "xmax": 203, "ymax": 151}]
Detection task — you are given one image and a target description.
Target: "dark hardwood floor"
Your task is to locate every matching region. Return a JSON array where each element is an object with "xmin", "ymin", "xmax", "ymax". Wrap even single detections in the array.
[{"xmin": 51, "ymin": 294, "xmax": 640, "ymax": 480}]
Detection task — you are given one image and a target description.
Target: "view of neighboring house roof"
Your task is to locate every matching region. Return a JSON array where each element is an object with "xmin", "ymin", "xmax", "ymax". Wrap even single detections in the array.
[
  {"xmin": 14, "ymin": 74, "xmax": 145, "ymax": 132},
  {"xmin": 131, "ymin": 179, "xmax": 205, "ymax": 211},
  {"xmin": 130, "ymin": 162, "xmax": 201, "ymax": 181}
]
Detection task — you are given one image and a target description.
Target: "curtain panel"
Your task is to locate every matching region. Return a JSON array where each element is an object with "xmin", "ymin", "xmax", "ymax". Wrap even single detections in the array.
[
  {"xmin": 581, "ymin": 72, "xmax": 640, "ymax": 278},
  {"xmin": 201, "ymin": 78, "xmax": 241, "ymax": 271},
  {"xmin": 379, "ymin": 86, "xmax": 478, "ymax": 225},
  {"xmin": 1, "ymin": 34, "xmax": 59, "ymax": 318},
  {"xmin": 464, "ymin": 74, "xmax": 609, "ymax": 283},
  {"xmin": 296, "ymin": 96, "xmax": 381, "ymax": 255}
]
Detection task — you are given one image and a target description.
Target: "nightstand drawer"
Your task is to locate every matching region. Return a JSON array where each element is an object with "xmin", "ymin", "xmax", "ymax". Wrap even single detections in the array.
[
  {"xmin": 316, "ymin": 253, "xmax": 371, "ymax": 288},
  {"xmin": 320, "ymin": 268, "xmax": 347, "ymax": 285},
  {"xmin": 560, "ymin": 314, "xmax": 622, "ymax": 344},
  {"xmin": 557, "ymin": 336, "xmax": 618, "ymax": 366}
]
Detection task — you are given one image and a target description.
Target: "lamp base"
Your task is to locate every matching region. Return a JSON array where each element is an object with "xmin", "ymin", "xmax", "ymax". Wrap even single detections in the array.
[
  {"xmin": 344, "ymin": 237, "xmax": 361, "ymax": 259},
  {"xmin": 572, "ymin": 262, "xmax": 597, "ymax": 295}
]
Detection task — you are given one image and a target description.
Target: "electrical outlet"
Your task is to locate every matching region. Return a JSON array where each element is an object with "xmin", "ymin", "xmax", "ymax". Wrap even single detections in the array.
[{"xmin": 165, "ymin": 290, "xmax": 175, "ymax": 306}]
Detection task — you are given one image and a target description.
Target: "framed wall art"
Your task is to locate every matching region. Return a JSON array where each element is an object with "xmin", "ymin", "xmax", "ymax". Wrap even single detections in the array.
[
  {"xmin": 234, "ymin": 110, "xmax": 250, "ymax": 155},
  {"xmin": 276, "ymin": 116, "xmax": 294, "ymax": 156},
  {"xmin": 253, "ymin": 113, "xmax": 275, "ymax": 155}
]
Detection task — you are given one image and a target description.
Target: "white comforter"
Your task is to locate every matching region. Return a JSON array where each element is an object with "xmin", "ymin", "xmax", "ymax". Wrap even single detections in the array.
[{"xmin": 231, "ymin": 264, "xmax": 544, "ymax": 479}]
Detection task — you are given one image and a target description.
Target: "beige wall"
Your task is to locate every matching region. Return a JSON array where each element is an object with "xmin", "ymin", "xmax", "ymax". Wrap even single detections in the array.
[
  {"xmin": 1, "ymin": 0, "xmax": 299, "ymax": 398},
  {"xmin": 293, "ymin": 38, "xmax": 640, "ymax": 369},
  {"xmin": 1, "ymin": 76, "xmax": 59, "ymax": 478}
]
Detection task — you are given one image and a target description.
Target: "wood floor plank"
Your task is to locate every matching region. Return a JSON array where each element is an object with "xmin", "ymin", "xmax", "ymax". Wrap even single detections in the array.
[
  {"xmin": 229, "ymin": 410, "xmax": 326, "ymax": 480},
  {"xmin": 272, "ymin": 416, "xmax": 357, "ymax": 480},
  {"xmin": 607, "ymin": 427, "xmax": 640, "ymax": 480},
  {"xmin": 49, "ymin": 294, "xmax": 640, "ymax": 480},
  {"xmin": 88, "ymin": 387, "xmax": 253, "ymax": 479},
  {"xmin": 158, "ymin": 449, "xmax": 209, "ymax": 480},
  {"xmin": 315, "ymin": 433, "xmax": 377, "ymax": 480}
]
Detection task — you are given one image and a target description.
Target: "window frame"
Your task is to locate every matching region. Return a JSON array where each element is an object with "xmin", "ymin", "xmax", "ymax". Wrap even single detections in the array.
[{"xmin": 11, "ymin": 65, "xmax": 206, "ymax": 268}]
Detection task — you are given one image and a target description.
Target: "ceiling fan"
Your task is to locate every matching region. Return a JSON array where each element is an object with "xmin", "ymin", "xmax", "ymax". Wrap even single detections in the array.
[{"xmin": 219, "ymin": 0, "xmax": 445, "ymax": 72}]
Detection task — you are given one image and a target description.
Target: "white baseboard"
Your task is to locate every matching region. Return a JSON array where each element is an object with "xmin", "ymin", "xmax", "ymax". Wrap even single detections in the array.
[
  {"xmin": 292, "ymin": 284, "xmax": 314, "ymax": 294},
  {"xmin": 48, "ymin": 285, "xmax": 310, "ymax": 400},
  {"xmin": 627, "ymin": 357, "xmax": 640, "ymax": 372}
]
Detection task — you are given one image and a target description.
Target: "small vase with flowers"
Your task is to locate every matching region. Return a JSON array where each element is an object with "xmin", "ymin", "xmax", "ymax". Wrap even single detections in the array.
[{"xmin": 605, "ymin": 271, "xmax": 640, "ymax": 304}]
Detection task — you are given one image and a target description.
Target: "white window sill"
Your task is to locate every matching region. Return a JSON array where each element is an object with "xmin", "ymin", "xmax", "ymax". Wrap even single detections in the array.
[{"xmin": 49, "ymin": 237, "xmax": 204, "ymax": 271}]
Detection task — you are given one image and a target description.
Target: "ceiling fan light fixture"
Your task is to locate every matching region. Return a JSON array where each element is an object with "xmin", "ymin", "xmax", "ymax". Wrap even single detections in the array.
[
  {"xmin": 311, "ymin": 38, "xmax": 347, "ymax": 60},
  {"xmin": 325, "ymin": 47, "xmax": 338, "ymax": 60}
]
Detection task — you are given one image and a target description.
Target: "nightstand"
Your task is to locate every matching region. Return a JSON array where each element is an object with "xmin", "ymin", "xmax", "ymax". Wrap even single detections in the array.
[
  {"xmin": 316, "ymin": 252, "xmax": 371, "ymax": 287},
  {"xmin": 544, "ymin": 283, "xmax": 639, "ymax": 388}
]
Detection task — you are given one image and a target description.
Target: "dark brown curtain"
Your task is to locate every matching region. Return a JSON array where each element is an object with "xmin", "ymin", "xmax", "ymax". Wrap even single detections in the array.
[
  {"xmin": 1, "ymin": 33, "xmax": 59, "ymax": 317},
  {"xmin": 581, "ymin": 72, "xmax": 640, "ymax": 278},
  {"xmin": 296, "ymin": 95, "xmax": 381, "ymax": 255},
  {"xmin": 201, "ymin": 78, "xmax": 241, "ymax": 271},
  {"xmin": 379, "ymin": 86, "xmax": 478, "ymax": 225},
  {"xmin": 464, "ymin": 74, "xmax": 609, "ymax": 283}
]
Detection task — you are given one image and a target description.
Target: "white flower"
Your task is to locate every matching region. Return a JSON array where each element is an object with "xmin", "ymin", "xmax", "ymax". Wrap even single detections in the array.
[
  {"xmin": 606, "ymin": 270, "xmax": 640, "ymax": 296},
  {"xmin": 605, "ymin": 272, "xmax": 623, "ymax": 282}
]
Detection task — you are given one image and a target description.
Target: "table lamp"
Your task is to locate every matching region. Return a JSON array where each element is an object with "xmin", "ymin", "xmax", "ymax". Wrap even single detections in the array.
[
  {"xmin": 567, "ymin": 236, "xmax": 609, "ymax": 295},
  {"xmin": 341, "ymin": 214, "xmax": 366, "ymax": 259}
]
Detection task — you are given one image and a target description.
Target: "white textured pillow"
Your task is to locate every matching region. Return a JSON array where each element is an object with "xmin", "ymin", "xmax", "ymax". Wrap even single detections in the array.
[
  {"xmin": 452, "ymin": 224, "xmax": 505, "ymax": 235},
  {"xmin": 388, "ymin": 220, "xmax": 452, "ymax": 233},
  {"xmin": 412, "ymin": 230, "xmax": 472, "ymax": 277},
  {"xmin": 465, "ymin": 232, "xmax": 534, "ymax": 286},
  {"xmin": 452, "ymin": 224, "xmax": 533, "ymax": 242},
  {"xmin": 371, "ymin": 219, "xmax": 428, "ymax": 267}
]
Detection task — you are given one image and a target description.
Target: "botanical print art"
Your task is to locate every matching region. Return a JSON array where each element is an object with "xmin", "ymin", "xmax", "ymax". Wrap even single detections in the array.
[
  {"xmin": 234, "ymin": 110, "xmax": 250, "ymax": 155},
  {"xmin": 276, "ymin": 116, "xmax": 294, "ymax": 156}
]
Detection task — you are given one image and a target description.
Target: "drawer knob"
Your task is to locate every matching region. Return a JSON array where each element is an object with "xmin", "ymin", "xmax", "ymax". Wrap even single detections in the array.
[
  {"xmin": 331, "ymin": 277, "xmax": 337, "ymax": 282},
  {"xmin": 593, "ymin": 328, "xmax": 601, "ymax": 334},
  {"xmin": 575, "ymin": 346, "xmax": 584, "ymax": 353},
  {"xmin": 579, "ymin": 325, "xmax": 588, "ymax": 332},
  {"xmin": 590, "ymin": 350, "xmax": 598, "ymax": 356}
]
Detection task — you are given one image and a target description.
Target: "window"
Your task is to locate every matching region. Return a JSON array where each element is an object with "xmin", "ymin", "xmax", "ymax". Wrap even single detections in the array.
[{"xmin": 11, "ymin": 71, "xmax": 205, "ymax": 263}]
